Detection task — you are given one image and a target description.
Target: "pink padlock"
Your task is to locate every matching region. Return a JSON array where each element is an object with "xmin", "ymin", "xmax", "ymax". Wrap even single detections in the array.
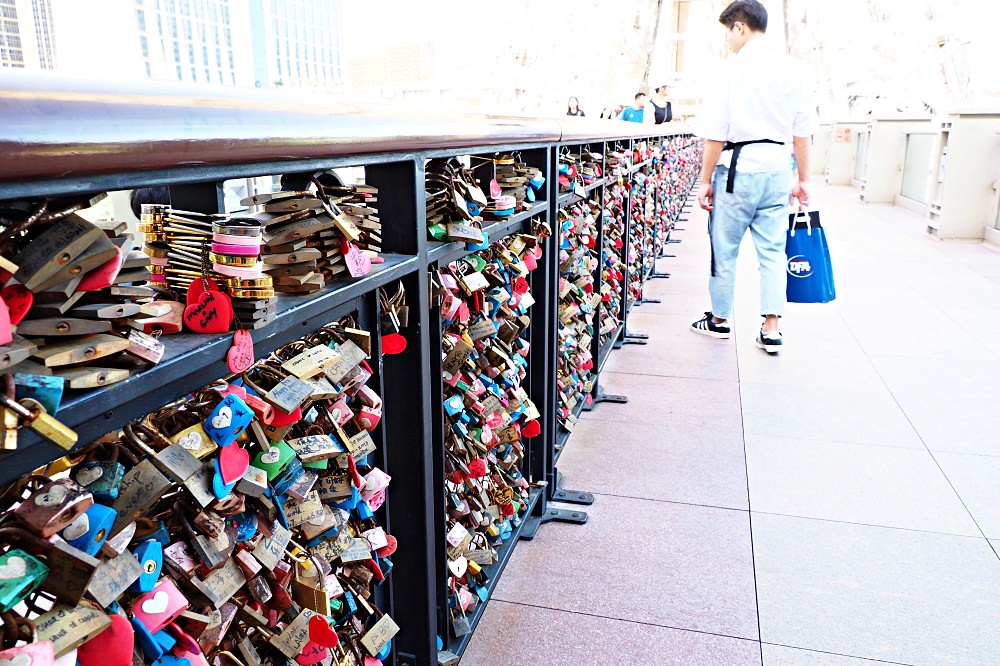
[
  {"xmin": 131, "ymin": 578, "xmax": 189, "ymax": 634},
  {"xmin": 0, "ymin": 640, "xmax": 55, "ymax": 666},
  {"xmin": 357, "ymin": 405, "xmax": 381, "ymax": 431}
]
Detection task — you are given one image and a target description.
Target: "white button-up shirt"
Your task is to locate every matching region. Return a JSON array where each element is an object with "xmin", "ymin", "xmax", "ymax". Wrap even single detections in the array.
[{"xmin": 695, "ymin": 38, "xmax": 815, "ymax": 173}]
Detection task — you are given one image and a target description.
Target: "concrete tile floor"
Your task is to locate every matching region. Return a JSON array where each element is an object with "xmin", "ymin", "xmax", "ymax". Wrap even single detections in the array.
[{"xmin": 463, "ymin": 184, "xmax": 1000, "ymax": 665}]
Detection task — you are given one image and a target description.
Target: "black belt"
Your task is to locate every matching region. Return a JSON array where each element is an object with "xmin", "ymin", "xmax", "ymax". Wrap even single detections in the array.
[{"xmin": 723, "ymin": 139, "xmax": 784, "ymax": 193}]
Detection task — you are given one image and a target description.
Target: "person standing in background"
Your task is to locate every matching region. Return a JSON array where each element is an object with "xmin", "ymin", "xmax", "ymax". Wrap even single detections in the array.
[
  {"xmin": 650, "ymin": 85, "xmax": 673, "ymax": 124},
  {"xmin": 620, "ymin": 92, "xmax": 649, "ymax": 123},
  {"xmin": 690, "ymin": 0, "xmax": 814, "ymax": 353},
  {"xmin": 566, "ymin": 96, "xmax": 586, "ymax": 117}
]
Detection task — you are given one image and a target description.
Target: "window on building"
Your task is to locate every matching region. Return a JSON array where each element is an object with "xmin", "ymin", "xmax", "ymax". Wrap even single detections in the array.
[
  {"xmin": 145, "ymin": 61, "xmax": 151, "ymax": 77},
  {"xmin": 140, "ymin": 35, "xmax": 148, "ymax": 57},
  {"xmin": 175, "ymin": 64, "xmax": 182, "ymax": 79},
  {"xmin": 136, "ymin": 8, "xmax": 145, "ymax": 31},
  {"xmin": 202, "ymin": 45, "xmax": 208, "ymax": 65},
  {"xmin": 190, "ymin": 66, "xmax": 197, "ymax": 80},
  {"xmin": 187, "ymin": 43, "xmax": 194, "ymax": 64},
  {"xmin": 169, "ymin": 16, "xmax": 177, "ymax": 38}
]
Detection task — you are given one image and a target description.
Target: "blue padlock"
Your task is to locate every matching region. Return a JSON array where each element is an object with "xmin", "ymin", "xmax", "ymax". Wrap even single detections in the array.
[
  {"xmin": 443, "ymin": 394, "xmax": 464, "ymax": 416},
  {"xmin": 332, "ymin": 486, "xmax": 360, "ymax": 511},
  {"xmin": 61, "ymin": 503, "xmax": 116, "ymax": 556},
  {"xmin": 131, "ymin": 540, "xmax": 163, "ymax": 593},
  {"xmin": 271, "ymin": 457, "xmax": 304, "ymax": 496},
  {"xmin": 203, "ymin": 394, "xmax": 254, "ymax": 447},
  {"xmin": 211, "ymin": 457, "xmax": 238, "ymax": 500},
  {"xmin": 356, "ymin": 502, "xmax": 374, "ymax": 521},
  {"xmin": 132, "ymin": 617, "xmax": 164, "ymax": 660},
  {"xmin": 233, "ymin": 511, "xmax": 258, "ymax": 542},
  {"xmin": 13, "ymin": 373, "xmax": 64, "ymax": 415}
]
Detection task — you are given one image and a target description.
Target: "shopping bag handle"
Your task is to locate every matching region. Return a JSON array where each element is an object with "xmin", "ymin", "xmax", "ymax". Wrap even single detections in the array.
[{"xmin": 789, "ymin": 207, "xmax": 811, "ymax": 237}]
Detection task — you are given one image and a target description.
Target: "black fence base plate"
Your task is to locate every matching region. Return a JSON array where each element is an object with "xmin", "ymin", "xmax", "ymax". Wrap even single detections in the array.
[
  {"xmin": 520, "ymin": 508, "xmax": 589, "ymax": 540},
  {"xmin": 584, "ymin": 387, "xmax": 628, "ymax": 410},
  {"xmin": 552, "ymin": 487, "xmax": 595, "ymax": 505},
  {"xmin": 637, "ymin": 297, "xmax": 661, "ymax": 305}
]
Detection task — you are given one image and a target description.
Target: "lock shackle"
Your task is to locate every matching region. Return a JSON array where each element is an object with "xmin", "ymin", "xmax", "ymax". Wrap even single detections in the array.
[
  {"xmin": 123, "ymin": 421, "xmax": 172, "ymax": 455},
  {"xmin": 0, "ymin": 526, "xmax": 51, "ymax": 554},
  {"xmin": 0, "ymin": 474, "xmax": 50, "ymax": 513},
  {"xmin": 209, "ymin": 650, "xmax": 248, "ymax": 666},
  {"xmin": 1, "ymin": 613, "xmax": 37, "ymax": 649}
]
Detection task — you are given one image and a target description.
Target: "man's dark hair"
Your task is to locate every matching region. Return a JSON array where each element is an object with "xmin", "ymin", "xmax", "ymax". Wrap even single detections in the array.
[
  {"xmin": 719, "ymin": 0, "xmax": 767, "ymax": 32},
  {"xmin": 634, "ymin": 92, "xmax": 646, "ymax": 101},
  {"xmin": 129, "ymin": 186, "xmax": 171, "ymax": 219}
]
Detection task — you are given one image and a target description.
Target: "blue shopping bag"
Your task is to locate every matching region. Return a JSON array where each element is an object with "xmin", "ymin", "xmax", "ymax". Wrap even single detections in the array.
[{"xmin": 786, "ymin": 209, "xmax": 836, "ymax": 303}]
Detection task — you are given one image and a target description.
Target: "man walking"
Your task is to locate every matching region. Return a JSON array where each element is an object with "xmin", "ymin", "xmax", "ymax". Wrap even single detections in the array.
[
  {"xmin": 690, "ymin": 0, "xmax": 813, "ymax": 353},
  {"xmin": 620, "ymin": 92, "xmax": 651, "ymax": 124}
]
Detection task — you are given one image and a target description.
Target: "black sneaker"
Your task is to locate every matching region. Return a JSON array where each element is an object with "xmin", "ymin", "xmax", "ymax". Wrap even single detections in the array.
[
  {"xmin": 756, "ymin": 329, "xmax": 783, "ymax": 354},
  {"xmin": 691, "ymin": 312, "xmax": 731, "ymax": 339}
]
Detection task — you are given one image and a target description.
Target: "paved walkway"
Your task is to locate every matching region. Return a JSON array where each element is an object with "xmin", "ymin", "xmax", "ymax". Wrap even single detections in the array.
[{"xmin": 463, "ymin": 183, "xmax": 1000, "ymax": 665}]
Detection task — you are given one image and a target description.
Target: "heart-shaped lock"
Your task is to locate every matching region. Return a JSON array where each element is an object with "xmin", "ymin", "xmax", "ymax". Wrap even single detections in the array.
[
  {"xmin": 295, "ymin": 642, "xmax": 327, "ymax": 666},
  {"xmin": 382, "ymin": 333, "xmax": 406, "ymax": 355},
  {"xmin": 342, "ymin": 240, "xmax": 372, "ymax": 278},
  {"xmin": 218, "ymin": 444, "xmax": 250, "ymax": 486},
  {"xmin": 307, "ymin": 615, "xmax": 339, "ymax": 648},
  {"xmin": 211, "ymin": 457, "xmax": 238, "ymax": 500},
  {"xmin": 467, "ymin": 458, "xmax": 488, "ymax": 478},
  {"xmin": 1, "ymin": 284, "xmax": 32, "ymax": 326},
  {"xmin": 522, "ymin": 420, "xmax": 541, "ymax": 438},
  {"xmin": 227, "ymin": 329, "xmax": 255, "ymax": 374},
  {"xmin": 183, "ymin": 289, "xmax": 233, "ymax": 334},
  {"xmin": 78, "ymin": 612, "xmax": 133, "ymax": 666},
  {"xmin": 447, "ymin": 556, "xmax": 468, "ymax": 578},
  {"xmin": 0, "ymin": 643, "xmax": 54, "ymax": 666}
]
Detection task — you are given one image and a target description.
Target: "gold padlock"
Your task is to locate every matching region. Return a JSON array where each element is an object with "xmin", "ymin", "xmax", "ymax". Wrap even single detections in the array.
[{"xmin": 0, "ymin": 393, "xmax": 77, "ymax": 450}]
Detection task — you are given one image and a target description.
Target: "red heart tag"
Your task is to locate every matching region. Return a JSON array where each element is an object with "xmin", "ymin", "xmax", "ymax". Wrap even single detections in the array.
[
  {"xmin": 78, "ymin": 247, "xmax": 125, "ymax": 292},
  {"xmin": 265, "ymin": 405, "xmax": 301, "ymax": 427},
  {"xmin": 448, "ymin": 469, "xmax": 465, "ymax": 484},
  {"xmin": 187, "ymin": 278, "xmax": 221, "ymax": 303},
  {"xmin": 296, "ymin": 642, "xmax": 328, "ymax": 666},
  {"xmin": 382, "ymin": 333, "xmax": 407, "ymax": 355},
  {"xmin": 489, "ymin": 179, "xmax": 502, "ymax": 198},
  {"xmin": 342, "ymin": 240, "xmax": 372, "ymax": 278},
  {"xmin": 376, "ymin": 534, "xmax": 398, "ymax": 558},
  {"xmin": 0, "ymin": 296, "xmax": 12, "ymax": 346},
  {"xmin": 584, "ymin": 235, "xmax": 596, "ymax": 249},
  {"xmin": 513, "ymin": 277, "xmax": 529, "ymax": 295},
  {"xmin": 522, "ymin": 420, "xmax": 541, "ymax": 438},
  {"xmin": 308, "ymin": 615, "xmax": 340, "ymax": 648},
  {"xmin": 615, "ymin": 238, "xmax": 624, "ymax": 249},
  {"xmin": 78, "ymin": 613, "xmax": 134, "ymax": 666},
  {"xmin": 1, "ymin": 284, "xmax": 32, "ymax": 326},
  {"xmin": 227, "ymin": 329, "xmax": 255, "ymax": 373},
  {"xmin": 218, "ymin": 444, "xmax": 249, "ymax": 485},
  {"xmin": 501, "ymin": 502, "xmax": 516, "ymax": 517},
  {"xmin": 468, "ymin": 458, "xmax": 488, "ymax": 478},
  {"xmin": 183, "ymin": 290, "xmax": 233, "ymax": 334}
]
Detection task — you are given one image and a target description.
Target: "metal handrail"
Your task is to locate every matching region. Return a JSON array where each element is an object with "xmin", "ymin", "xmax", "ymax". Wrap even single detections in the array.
[{"xmin": 0, "ymin": 70, "xmax": 690, "ymax": 184}]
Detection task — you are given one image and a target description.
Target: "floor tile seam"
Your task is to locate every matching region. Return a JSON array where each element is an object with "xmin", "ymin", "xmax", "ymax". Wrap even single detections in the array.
[
  {"xmin": 587, "ymin": 490, "xmax": 749, "ymax": 514},
  {"xmin": 750, "ymin": 509, "xmax": 990, "ymax": 540},
  {"xmin": 761, "ymin": 642, "xmax": 915, "ymax": 666},
  {"xmin": 835, "ymin": 306, "xmax": 1000, "ymax": 544},
  {"xmin": 484, "ymin": 598, "xmax": 762, "ymax": 644},
  {"xmin": 598, "ymin": 367, "xmax": 741, "ymax": 383},
  {"xmin": 599, "ymin": 369, "xmax": 741, "ymax": 385},
  {"xmin": 735, "ymin": 344, "xmax": 766, "ymax": 664},
  {"xmin": 740, "ymin": 430, "xmax": 950, "ymax": 453}
]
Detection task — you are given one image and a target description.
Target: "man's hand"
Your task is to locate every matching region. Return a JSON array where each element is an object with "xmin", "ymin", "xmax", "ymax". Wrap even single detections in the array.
[
  {"xmin": 698, "ymin": 180, "xmax": 714, "ymax": 212},
  {"xmin": 791, "ymin": 180, "xmax": 810, "ymax": 210}
]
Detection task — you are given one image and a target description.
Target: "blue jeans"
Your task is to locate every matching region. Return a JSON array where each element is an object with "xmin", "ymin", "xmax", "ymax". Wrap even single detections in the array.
[{"xmin": 709, "ymin": 164, "xmax": 791, "ymax": 320}]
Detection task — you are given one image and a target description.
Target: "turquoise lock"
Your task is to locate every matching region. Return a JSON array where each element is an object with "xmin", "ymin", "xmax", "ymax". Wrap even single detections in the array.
[
  {"xmin": 0, "ymin": 546, "xmax": 47, "ymax": 612},
  {"xmin": 13, "ymin": 373, "xmax": 64, "ymax": 415}
]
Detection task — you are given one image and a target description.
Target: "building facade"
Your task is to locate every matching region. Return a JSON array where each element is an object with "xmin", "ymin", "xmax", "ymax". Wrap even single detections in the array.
[{"xmin": 0, "ymin": 0, "xmax": 56, "ymax": 70}]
